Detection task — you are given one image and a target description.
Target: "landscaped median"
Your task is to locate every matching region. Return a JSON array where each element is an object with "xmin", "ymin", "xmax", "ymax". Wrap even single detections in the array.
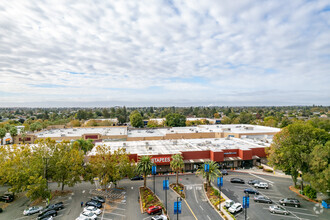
[
  {"xmin": 203, "ymin": 183, "xmax": 235, "ymax": 220},
  {"xmin": 139, "ymin": 187, "xmax": 169, "ymax": 218},
  {"xmin": 170, "ymin": 183, "xmax": 185, "ymax": 198}
]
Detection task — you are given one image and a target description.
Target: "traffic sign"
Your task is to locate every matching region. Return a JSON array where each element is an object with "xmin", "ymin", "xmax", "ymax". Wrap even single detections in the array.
[
  {"xmin": 217, "ymin": 177, "xmax": 223, "ymax": 187},
  {"xmin": 163, "ymin": 180, "xmax": 169, "ymax": 190},
  {"xmin": 152, "ymin": 165, "xmax": 157, "ymax": 175},
  {"xmin": 204, "ymin": 164, "xmax": 210, "ymax": 172},
  {"xmin": 243, "ymin": 196, "xmax": 249, "ymax": 208},
  {"xmin": 174, "ymin": 201, "xmax": 182, "ymax": 214}
]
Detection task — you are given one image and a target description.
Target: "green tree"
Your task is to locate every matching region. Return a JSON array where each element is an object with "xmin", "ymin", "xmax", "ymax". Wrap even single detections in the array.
[
  {"xmin": 129, "ymin": 110, "xmax": 143, "ymax": 128},
  {"xmin": 165, "ymin": 113, "xmax": 186, "ymax": 127},
  {"xmin": 0, "ymin": 128, "xmax": 6, "ymax": 145},
  {"xmin": 267, "ymin": 122, "xmax": 329, "ymax": 187},
  {"xmin": 30, "ymin": 122, "xmax": 43, "ymax": 132},
  {"xmin": 48, "ymin": 141, "xmax": 85, "ymax": 191},
  {"xmin": 136, "ymin": 156, "xmax": 154, "ymax": 189},
  {"xmin": 170, "ymin": 154, "xmax": 184, "ymax": 186},
  {"xmin": 303, "ymin": 142, "xmax": 330, "ymax": 193},
  {"xmin": 9, "ymin": 126, "xmax": 17, "ymax": 144},
  {"xmin": 88, "ymin": 146, "xmax": 134, "ymax": 189},
  {"xmin": 221, "ymin": 116, "xmax": 231, "ymax": 124},
  {"xmin": 73, "ymin": 138, "xmax": 94, "ymax": 154},
  {"xmin": 196, "ymin": 161, "xmax": 221, "ymax": 187}
]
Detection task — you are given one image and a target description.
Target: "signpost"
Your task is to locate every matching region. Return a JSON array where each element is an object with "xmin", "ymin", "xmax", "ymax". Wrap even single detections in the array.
[
  {"xmin": 243, "ymin": 194, "xmax": 249, "ymax": 220},
  {"xmin": 152, "ymin": 165, "xmax": 156, "ymax": 194},
  {"xmin": 163, "ymin": 177, "xmax": 169, "ymax": 212},
  {"xmin": 204, "ymin": 163, "xmax": 209, "ymax": 172},
  {"xmin": 174, "ymin": 197, "xmax": 182, "ymax": 220},
  {"xmin": 217, "ymin": 176, "xmax": 223, "ymax": 211}
]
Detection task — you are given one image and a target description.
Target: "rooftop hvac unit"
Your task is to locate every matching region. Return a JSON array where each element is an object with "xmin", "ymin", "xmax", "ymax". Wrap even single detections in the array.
[
  {"xmin": 195, "ymin": 131, "xmax": 198, "ymax": 133},
  {"xmin": 145, "ymin": 142, "xmax": 149, "ymax": 145},
  {"xmin": 148, "ymin": 146, "xmax": 153, "ymax": 151},
  {"xmin": 61, "ymin": 134, "xmax": 65, "ymax": 137},
  {"xmin": 123, "ymin": 143, "xmax": 126, "ymax": 146},
  {"xmin": 173, "ymin": 140, "xmax": 177, "ymax": 145}
]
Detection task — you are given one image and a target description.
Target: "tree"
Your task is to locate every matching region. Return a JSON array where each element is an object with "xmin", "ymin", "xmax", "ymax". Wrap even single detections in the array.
[
  {"xmin": 221, "ymin": 116, "xmax": 231, "ymax": 124},
  {"xmin": 214, "ymin": 113, "xmax": 220, "ymax": 118},
  {"xmin": 30, "ymin": 122, "xmax": 43, "ymax": 132},
  {"xmin": 48, "ymin": 141, "xmax": 85, "ymax": 191},
  {"xmin": 88, "ymin": 145, "xmax": 134, "ymax": 189},
  {"xmin": 73, "ymin": 138, "xmax": 94, "ymax": 154},
  {"xmin": 20, "ymin": 128, "xmax": 27, "ymax": 144},
  {"xmin": 267, "ymin": 122, "xmax": 329, "ymax": 187},
  {"xmin": 147, "ymin": 120, "xmax": 161, "ymax": 128},
  {"xmin": 170, "ymin": 154, "xmax": 184, "ymax": 186},
  {"xmin": 303, "ymin": 142, "xmax": 330, "ymax": 194},
  {"xmin": 136, "ymin": 156, "xmax": 154, "ymax": 189},
  {"xmin": 165, "ymin": 113, "xmax": 186, "ymax": 127},
  {"xmin": 0, "ymin": 128, "xmax": 6, "ymax": 145},
  {"xmin": 9, "ymin": 126, "xmax": 17, "ymax": 144},
  {"xmin": 129, "ymin": 110, "xmax": 143, "ymax": 128},
  {"xmin": 196, "ymin": 161, "xmax": 221, "ymax": 187}
]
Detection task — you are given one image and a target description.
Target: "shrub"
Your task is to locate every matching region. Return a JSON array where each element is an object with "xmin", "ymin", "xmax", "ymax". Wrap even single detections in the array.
[
  {"xmin": 147, "ymin": 195, "xmax": 154, "ymax": 203},
  {"xmin": 303, "ymin": 185, "xmax": 317, "ymax": 199},
  {"xmin": 263, "ymin": 168, "xmax": 273, "ymax": 173},
  {"xmin": 258, "ymin": 165, "xmax": 263, "ymax": 169}
]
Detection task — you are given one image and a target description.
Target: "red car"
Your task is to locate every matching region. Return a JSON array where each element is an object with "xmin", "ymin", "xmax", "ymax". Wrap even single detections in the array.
[{"xmin": 147, "ymin": 206, "xmax": 162, "ymax": 215}]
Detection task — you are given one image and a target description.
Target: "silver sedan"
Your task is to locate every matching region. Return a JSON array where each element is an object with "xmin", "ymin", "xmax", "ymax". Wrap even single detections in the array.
[{"xmin": 269, "ymin": 205, "xmax": 289, "ymax": 215}]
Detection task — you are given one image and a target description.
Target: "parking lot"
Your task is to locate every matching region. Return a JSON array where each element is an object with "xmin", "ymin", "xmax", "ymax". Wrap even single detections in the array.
[{"xmin": 215, "ymin": 171, "xmax": 329, "ymax": 220}]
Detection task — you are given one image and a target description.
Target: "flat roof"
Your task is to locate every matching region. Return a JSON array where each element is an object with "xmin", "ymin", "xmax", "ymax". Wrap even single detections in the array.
[
  {"xmin": 36, "ymin": 127, "xmax": 127, "ymax": 138},
  {"xmin": 89, "ymin": 137, "xmax": 271, "ymax": 156}
]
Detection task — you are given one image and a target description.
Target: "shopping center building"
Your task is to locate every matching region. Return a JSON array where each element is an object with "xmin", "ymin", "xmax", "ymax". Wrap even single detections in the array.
[{"xmin": 88, "ymin": 135, "xmax": 274, "ymax": 172}]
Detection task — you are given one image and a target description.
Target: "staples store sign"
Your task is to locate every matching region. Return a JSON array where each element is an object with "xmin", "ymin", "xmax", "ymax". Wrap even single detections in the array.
[{"xmin": 151, "ymin": 156, "xmax": 172, "ymax": 165}]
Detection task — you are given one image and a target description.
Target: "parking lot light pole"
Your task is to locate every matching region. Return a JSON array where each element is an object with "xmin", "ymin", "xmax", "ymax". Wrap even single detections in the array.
[
  {"xmin": 177, "ymin": 197, "xmax": 182, "ymax": 220},
  {"xmin": 217, "ymin": 176, "xmax": 223, "ymax": 212},
  {"xmin": 152, "ymin": 165, "xmax": 156, "ymax": 194},
  {"xmin": 164, "ymin": 176, "xmax": 169, "ymax": 213},
  {"xmin": 244, "ymin": 192, "xmax": 249, "ymax": 220}
]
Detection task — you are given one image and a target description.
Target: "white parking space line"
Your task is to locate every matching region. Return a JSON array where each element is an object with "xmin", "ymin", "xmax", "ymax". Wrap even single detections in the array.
[
  {"xmin": 106, "ymin": 212, "xmax": 126, "ymax": 217},
  {"xmin": 248, "ymin": 173, "xmax": 274, "ymax": 184},
  {"xmin": 199, "ymin": 205, "xmax": 204, "ymax": 210},
  {"xmin": 284, "ymin": 207, "xmax": 310, "ymax": 211},
  {"xmin": 290, "ymin": 211, "xmax": 318, "ymax": 217},
  {"xmin": 194, "ymin": 187, "xmax": 199, "ymax": 204},
  {"xmin": 113, "ymin": 207, "xmax": 126, "ymax": 211},
  {"xmin": 270, "ymin": 213, "xmax": 304, "ymax": 219},
  {"xmin": 207, "ymin": 215, "xmax": 211, "ymax": 220}
]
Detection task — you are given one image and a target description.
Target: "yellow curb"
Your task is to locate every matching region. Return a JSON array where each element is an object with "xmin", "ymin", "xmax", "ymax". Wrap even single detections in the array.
[{"xmin": 183, "ymin": 199, "xmax": 198, "ymax": 220}]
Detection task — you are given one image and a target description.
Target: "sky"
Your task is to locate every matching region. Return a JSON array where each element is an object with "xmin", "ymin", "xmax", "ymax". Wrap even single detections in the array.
[{"xmin": 0, "ymin": 0, "xmax": 330, "ymax": 107}]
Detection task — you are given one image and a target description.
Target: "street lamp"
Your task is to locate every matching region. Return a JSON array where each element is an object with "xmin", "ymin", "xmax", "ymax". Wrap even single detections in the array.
[
  {"xmin": 243, "ymin": 192, "xmax": 250, "ymax": 220},
  {"xmin": 217, "ymin": 176, "xmax": 223, "ymax": 212},
  {"xmin": 163, "ymin": 176, "xmax": 169, "ymax": 213},
  {"xmin": 152, "ymin": 165, "xmax": 157, "ymax": 194},
  {"xmin": 175, "ymin": 197, "xmax": 182, "ymax": 220}
]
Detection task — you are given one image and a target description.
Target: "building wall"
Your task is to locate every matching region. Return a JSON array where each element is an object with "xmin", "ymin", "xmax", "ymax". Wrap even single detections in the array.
[
  {"xmin": 182, "ymin": 150, "xmax": 210, "ymax": 160},
  {"xmin": 14, "ymin": 134, "xmax": 37, "ymax": 144},
  {"xmin": 238, "ymin": 149, "xmax": 253, "ymax": 160},
  {"xmin": 210, "ymin": 151, "xmax": 224, "ymax": 162},
  {"xmin": 250, "ymin": 147, "xmax": 267, "ymax": 158},
  {"xmin": 165, "ymin": 132, "xmax": 216, "ymax": 140}
]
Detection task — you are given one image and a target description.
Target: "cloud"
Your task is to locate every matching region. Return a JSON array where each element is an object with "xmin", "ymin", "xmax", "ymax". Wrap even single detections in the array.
[{"xmin": 0, "ymin": 0, "xmax": 329, "ymax": 107}]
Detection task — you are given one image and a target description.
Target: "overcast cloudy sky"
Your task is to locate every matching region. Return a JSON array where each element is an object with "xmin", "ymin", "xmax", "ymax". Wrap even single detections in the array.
[{"xmin": 0, "ymin": 0, "xmax": 329, "ymax": 107}]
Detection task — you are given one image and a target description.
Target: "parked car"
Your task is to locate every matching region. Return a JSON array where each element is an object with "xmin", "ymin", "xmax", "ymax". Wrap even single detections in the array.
[
  {"xmin": 147, "ymin": 205, "xmax": 162, "ymax": 215},
  {"xmin": 279, "ymin": 198, "xmax": 301, "ymax": 207},
  {"xmin": 253, "ymin": 195, "xmax": 272, "ymax": 204},
  {"xmin": 131, "ymin": 176, "xmax": 144, "ymax": 181},
  {"xmin": 244, "ymin": 188, "xmax": 259, "ymax": 195},
  {"xmin": 269, "ymin": 205, "xmax": 289, "ymax": 215},
  {"xmin": 80, "ymin": 210, "xmax": 97, "ymax": 219},
  {"xmin": 254, "ymin": 182, "xmax": 269, "ymax": 189},
  {"xmin": 42, "ymin": 216, "xmax": 53, "ymax": 220},
  {"xmin": 151, "ymin": 215, "xmax": 168, "ymax": 220},
  {"xmin": 248, "ymin": 179, "xmax": 260, "ymax": 185},
  {"xmin": 85, "ymin": 200, "xmax": 102, "ymax": 208},
  {"xmin": 91, "ymin": 196, "xmax": 105, "ymax": 203},
  {"xmin": 75, "ymin": 216, "xmax": 94, "ymax": 220},
  {"xmin": 230, "ymin": 178, "xmax": 245, "ymax": 184},
  {"xmin": 37, "ymin": 210, "xmax": 57, "ymax": 220},
  {"xmin": 0, "ymin": 194, "xmax": 14, "ymax": 203},
  {"xmin": 225, "ymin": 200, "xmax": 235, "ymax": 208},
  {"xmin": 221, "ymin": 170, "xmax": 228, "ymax": 175},
  {"xmin": 83, "ymin": 206, "xmax": 102, "ymax": 215},
  {"xmin": 23, "ymin": 206, "xmax": 43, "ymax": 215},
  {"xmin": 228, "ymin": 203, "xmax": 243, "ymax": 214},
  {"xmin": 45, "ymin": 202, "xmax": 64, "ymax": 211}
]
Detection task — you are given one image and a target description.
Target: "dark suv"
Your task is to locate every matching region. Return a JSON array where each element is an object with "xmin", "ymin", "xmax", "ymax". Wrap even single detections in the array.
[
  {"xmin": 0, "ymin": 194, "xmax": 14, "ymax": 203},
  {"xmin": 37, "ymin": 209, "xmax": 57, "ymax": 219},
  {"xmin": 244, "ymin": 188, "xmax": 259, "ymax": 195},
  {"xmin": 279, "ymin": 198, "xmax": 301, "ymax": 207},
  {"xmin": 46, "ymin": 202, "xmax": 64, "ymax": 211}
]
